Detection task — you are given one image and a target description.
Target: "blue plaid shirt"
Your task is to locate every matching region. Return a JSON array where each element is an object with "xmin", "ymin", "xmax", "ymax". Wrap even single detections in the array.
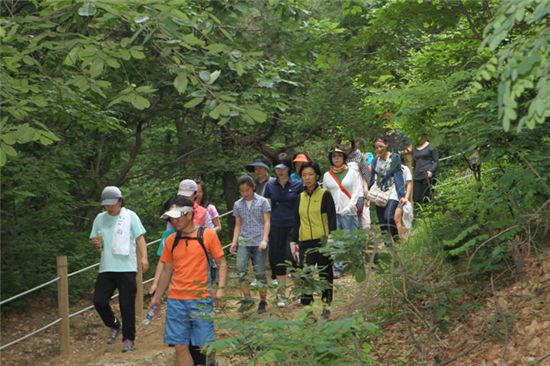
[{"xmin": 233, "ymin": 193, "xmax": 271, "ymax": 246}]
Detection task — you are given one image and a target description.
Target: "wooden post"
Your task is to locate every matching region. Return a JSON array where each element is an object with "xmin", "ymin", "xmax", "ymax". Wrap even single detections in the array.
[
  {"xmin": 56, "ymin": 256, "xmax": 70, "ymax": 356},
  {"xmin": 135, "ymin": 250, "xmax": 144, "ymax": 320}
]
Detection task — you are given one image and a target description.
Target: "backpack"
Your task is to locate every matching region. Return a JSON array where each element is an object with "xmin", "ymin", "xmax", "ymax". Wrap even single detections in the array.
[{"xmin": 171, "ymin": 226, "xmax": 218, "ymax": 285}]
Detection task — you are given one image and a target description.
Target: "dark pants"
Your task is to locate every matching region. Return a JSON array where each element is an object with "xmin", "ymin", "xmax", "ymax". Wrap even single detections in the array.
[
  {"xmin": 413, "ymin": 178, "xmax": 433, "ymax": 206},
  {"xmin": 268, "ymin": 225, "xmax": 293, "ymax": 278},
  {"xmin": 298, "ymin": 240, "xmax": 333, "ymax": 305},
  {"xmin": 375, "ymin": 199, "xmax": 399, "ymax": 239},
  {"xmin": 93, "ymin": 271, "xmax": 137, "ymax": 341}
]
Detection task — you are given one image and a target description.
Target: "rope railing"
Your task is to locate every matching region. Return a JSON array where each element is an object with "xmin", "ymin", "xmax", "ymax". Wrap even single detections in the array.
[
  {"xmin": 0, "ymin": 277, "xmax": 60, "ymax": 306},
  {"xmin": 0, "ymin": 318, "xmax": 62, "ymax": 351},
  {"xmin": 433, "ymin": 168, "xmax": 498, "ymax": 189}
]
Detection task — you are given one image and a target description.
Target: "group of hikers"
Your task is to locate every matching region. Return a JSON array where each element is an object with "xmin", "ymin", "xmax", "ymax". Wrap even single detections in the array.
[{"xmin": 88, "ymin": 133, "xmax": 439, "ymax": 366}]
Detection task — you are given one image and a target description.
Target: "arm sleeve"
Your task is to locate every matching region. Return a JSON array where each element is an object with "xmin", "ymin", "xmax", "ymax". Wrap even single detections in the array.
[
  {"xmin": 203, "ymin": 213, "xmax": 211, "ymax": 229},
  {"xmin": 290, "ymin": 194, "xmax": 301, "ymax": 243},
  {"xmin": 130, "ymin": 212, "xmax": 147, "ymax": 238},
  {"xmin": 263, "ymin": 183, "xmax": 272, "ymax": 199},
  {"xmin": 160, "ymin": 234, "xmax": 175, "ymax": 263},
  {"xmin": 321, "ymin": 191, "xmax": 337, "ymax": 232},
  {"xmin": 429, "ymin": 148, "xmax": 440, "ymax": 174},
  {"xmin": 261, "ymin": 198, "xmax": 271, "ymax": 213},
  {"xmin": 89, "ymin": 215, "xmax": 100, "ymax": 239},
  {"xmin": 205, "ymin": 230, "xmax": 224, "ymax": 260},
  {"xmin": 390, "ymin": 155, "xmax": 406, "ymax": 198},
  {"xmin": 351, "ymin": 170, "xmax": 363, "ymax": 200},
  {"xmin": 368, "ymin": 158, "xmax": 377, "ymax": 188},
  {"xmin": 157, "ymin": 229, "xmax": 175, "ymax": 257},
  {"xmin": 207, "ymin": 204, "xmax": 219, "ymax": 219}
]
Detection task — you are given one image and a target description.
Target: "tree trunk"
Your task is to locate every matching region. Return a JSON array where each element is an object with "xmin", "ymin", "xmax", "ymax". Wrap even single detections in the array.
[
  {"xmin": 174, "ymin": 113, "xmax": 186, "ymax": 171},
  {"xmin": 219, "ymin": 126, "xmax": 239, "ymax": 232}
]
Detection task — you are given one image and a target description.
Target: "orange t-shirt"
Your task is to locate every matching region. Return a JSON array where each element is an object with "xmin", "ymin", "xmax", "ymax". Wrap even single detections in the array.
[{"xmin": 160, "ymin": 228, "xmax": 224, "ymax": 300}]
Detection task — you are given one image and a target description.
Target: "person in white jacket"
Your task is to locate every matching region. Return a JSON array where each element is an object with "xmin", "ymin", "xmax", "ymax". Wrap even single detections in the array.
[{"xmin": 323, "ymin": 146, "xmax": 363, "ymax": 276}]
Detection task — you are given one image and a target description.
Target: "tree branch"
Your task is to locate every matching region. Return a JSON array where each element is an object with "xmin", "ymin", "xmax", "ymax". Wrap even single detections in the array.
[{"xmin": 110, "ymin": 98, "xmax": 161, "ymax": 187}]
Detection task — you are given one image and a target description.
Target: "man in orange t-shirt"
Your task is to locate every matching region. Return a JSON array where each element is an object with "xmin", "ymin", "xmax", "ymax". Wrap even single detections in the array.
[{"xmin": 150, "ymin": 198, "xmax": 227, "ymax": 366}]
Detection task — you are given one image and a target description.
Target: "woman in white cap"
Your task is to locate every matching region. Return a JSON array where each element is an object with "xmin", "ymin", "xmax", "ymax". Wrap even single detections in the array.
[{"xmin": 89, "ymin": 186, "xmax": 149, "ymax": 352}]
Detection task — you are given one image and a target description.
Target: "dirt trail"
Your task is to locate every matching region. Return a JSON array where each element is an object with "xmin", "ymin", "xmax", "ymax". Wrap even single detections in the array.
[
  {"xmin": 1, "ymin": 276, "xmax": 359, "ymax": 366},
  {"xmin": 2, "ymin": 254, "xmax": 549, "ymax": 366}
]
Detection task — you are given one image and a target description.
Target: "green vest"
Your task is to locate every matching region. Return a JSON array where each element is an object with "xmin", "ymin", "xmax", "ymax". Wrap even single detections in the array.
[{"xmin": 298, "ymin": 187, "xmax": 329, "ymax": 242}]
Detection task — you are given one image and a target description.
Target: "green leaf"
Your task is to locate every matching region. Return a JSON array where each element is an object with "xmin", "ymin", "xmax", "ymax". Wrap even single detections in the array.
[
  {"xmin": 199, "ymin": 71, "xmax": 211, "ymax": 82},
  {"xmin": 235, "ymin": 62, "xmax": 245, "ymax": 76},
  {"xmin": 0, "ymin": 150, "xmax": 6, "ymax": 167},
  {"xmin": 184, "ymin": 97, "xmax": 204, "ymax": 109},
  {"xmin": 105, "ymin": 58, "xmax": 120, "ymax": 69},
  {"xmin": 119, "ymin": 49, "xmax": 131, "ymax": 60},
  {"xmin": 130, "ymin": 48, "xmax": 145, "ymax": 59},
  {"xmin": 517, "ymin": 52, "xmax": 539, "ymax": 75},
  {"xmin": 246, "ymin": 108, "xmax": 267, "ymax": 122},
  {"xmin": 1, "ymin": 143, "xmax": 17, "ymax": 157},
  {"xmin": 90, "ymin": 58, "xmax": 105, "ymax": 78},
  {"xmin": 206, "ymin": 43, "xmax": 229, "ymax": 53},
  {"xmin": 78, "ymin": 3, "xmax": 97, "ymax": 17},
  {"xmin": 2, "ymin": 132, "xmax": 16, "ymax": 145},
  {"xmin": 63, "ymin": 46, "xmax": 81, "ymax": 66},
  {"xmin": 209, "ymin": 103, "xmax": 230, "ymax": 119},
  {"xmin": 209, "ymin": 70, "xmax": 221, "ymax": 84},
  {"xmin": 182, "ymin": 34, "xmax": 205, "ymax": 47},
  {"xmin": 174, "ymin": 72, "xmax": 189, "ymax": 94},
  {"xmin": 130, "ymin": 94, "xmax": 150, "ymax": 110}
]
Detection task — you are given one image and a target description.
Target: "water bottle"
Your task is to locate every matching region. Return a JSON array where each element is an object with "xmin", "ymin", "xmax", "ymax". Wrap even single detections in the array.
[{"xmin": 142, "ymin": 305, "xmax": 159, "ymax": 326}]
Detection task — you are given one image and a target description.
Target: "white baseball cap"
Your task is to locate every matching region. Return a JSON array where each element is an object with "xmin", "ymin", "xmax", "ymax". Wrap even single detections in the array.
[
  {"xmin": 177, "ymin": 179, "xmax": 198, "ymax": 197},
  {"xmin": 160, "ymin": 205, "xmax": 194, "ymax": 220}
]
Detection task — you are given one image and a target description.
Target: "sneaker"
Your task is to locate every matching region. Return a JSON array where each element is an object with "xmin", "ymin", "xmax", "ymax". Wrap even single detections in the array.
[
  {"xmin": 271, "ymin": 279, "xmax": 279, "ymax": 286},
  {"xmin": 257, "ymin": 300, "xmax": 267, "ymax": 314},
  {"xmin": 276, "ymin": 297, "xmax": 287, "ymax": 308},
  {"xmin": 107, "ymin": 326, "xmax": 120, "ymax": 344},
  {"xmin": 237, "ymin": 298, "xmax": 255, "ymax": 312},
  {"xmin": 121, "ymin": 339, "xmax": 134, "ymax": 352},
  {"xmin": 250, "ymin": 279, "xmax": 258, "ymax": 287},
  {"xmin": 321, "ymin": 308, "xmax": 331, "ymax": 320}
]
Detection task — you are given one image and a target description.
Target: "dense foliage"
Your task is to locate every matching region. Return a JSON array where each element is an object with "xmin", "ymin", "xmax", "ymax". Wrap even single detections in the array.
[{"xmin": 1, "ymin": 0, "xmax": 548, "ymax": 363}]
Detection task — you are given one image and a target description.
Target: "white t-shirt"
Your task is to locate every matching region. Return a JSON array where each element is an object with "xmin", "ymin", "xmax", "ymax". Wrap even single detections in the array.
[{"xmin": 389, "ymin": 165, "xmax": 412, "ymax": 201}]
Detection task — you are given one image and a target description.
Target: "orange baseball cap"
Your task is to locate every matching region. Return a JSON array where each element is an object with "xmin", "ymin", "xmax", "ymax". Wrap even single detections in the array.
[{"xmin": 292, "ymin": 154, "xmax": 309, "ymax": 163}]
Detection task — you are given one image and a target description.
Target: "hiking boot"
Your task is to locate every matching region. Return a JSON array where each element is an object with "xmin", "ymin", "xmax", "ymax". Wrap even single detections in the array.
[
  {"xmin": 107, "ymin": 326, "xmax": 120, "ymax": 344},
  {"xmin": 257, "ymin": 300, "xmax": 267, "ymax": 314},
  {"xmin": 321, "ymin": 308, "xmax": 331, "ymax": 320},
  {"xmin": 121, "ymin": 339, "xmax": 134, "ymax": 352},
  {"xmin": 237, "ymin": 298, "xmax": 255, "ymax": 312}
]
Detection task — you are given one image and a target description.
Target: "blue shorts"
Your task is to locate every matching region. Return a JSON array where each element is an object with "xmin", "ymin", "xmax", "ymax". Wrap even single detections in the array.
[{"xmin": 164, "ymin": 298, "xmax": 215, "ymax": 346}]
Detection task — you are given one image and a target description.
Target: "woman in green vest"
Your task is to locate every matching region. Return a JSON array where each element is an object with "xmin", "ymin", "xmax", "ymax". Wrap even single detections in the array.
[{"xmin": 290, "ymin": 161, "xmax": 337, "ymax": 319}]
